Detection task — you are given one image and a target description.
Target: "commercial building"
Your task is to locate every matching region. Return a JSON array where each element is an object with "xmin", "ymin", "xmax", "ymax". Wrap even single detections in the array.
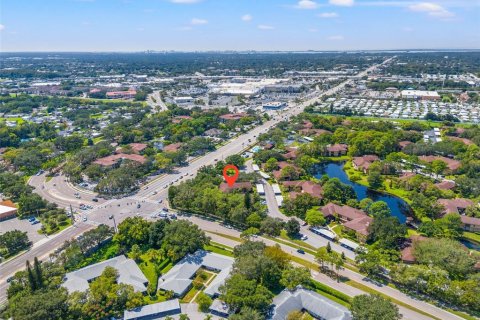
[
  {"xmin": 174, "ymin": 96, "xmax": 194, "ymax": 104},
  {"xmin": 401, "ymin": 90, "xmax": 440, "ymax": 101},
  {"xmin": 62, "ymin": 255, "xmax": 148, "ymax": 294},
  {"xmin": 263, "ymin": 102, "xmax": 287, "ymax": 110},
  {"xmin": 106, "ymin": 90, "xmax": 137, "ymax": 99},
  {"xmin": 0, "ymin": 200, "xmax": 18, "ymax": 221}
]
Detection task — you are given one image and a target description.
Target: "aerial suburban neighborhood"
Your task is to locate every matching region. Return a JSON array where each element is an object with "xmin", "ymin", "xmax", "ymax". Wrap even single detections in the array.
[{"xmin": 1, "ymin": 1, "xmax": 480, "ymax": 320}]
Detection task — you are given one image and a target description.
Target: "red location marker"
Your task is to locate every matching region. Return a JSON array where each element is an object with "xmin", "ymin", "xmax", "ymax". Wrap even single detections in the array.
[{"xmin": 223, "ymin": 164, "xmax": 239, "ymax": 187}]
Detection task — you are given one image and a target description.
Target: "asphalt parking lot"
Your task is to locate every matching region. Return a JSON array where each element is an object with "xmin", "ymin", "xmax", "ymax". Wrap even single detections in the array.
[{"xmin": 0, "ymin": 217, "xmax": 46, "ymax": 244}]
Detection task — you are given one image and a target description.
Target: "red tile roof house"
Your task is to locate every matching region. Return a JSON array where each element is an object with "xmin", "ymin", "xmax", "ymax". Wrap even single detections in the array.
[
  {"xmin": 219, "ymin": 113, "xmax": 248, "ymax": 121},
  {"xmin": 398, "ymin": 141, "xmax": 413, "ymax": 150},
  {"xmin": 435, "ymin": 180, "xmax": 456, "ymax": 191},
  {"xmin": 219, "ymin": 182, "xmax": 252, "ymax": 193},
  {"xmin": 106, "ymin": 90, "xmax": 136, "ymax": 99},
  {"xmin": 460, "ymin": 216, "xmax": 480, "ymax": 233},
  {"xmin": 400, "ymin": 235, "xmax": 428, "ymax": 264},
  {"xmin": 299, "ymin": 128, "xmax": 332, "ymax": 137},
  {"xmin": 282, "ymin": 181, "xmax": 323, "ymax": 199},
  {"xmin": 93, "ymin": 153, "xmax": 146, "ymax": 168},
  {"xmin": 301, "ymin": 120, "xmax": 314, "ymax": 129},
  {"xmin": 437, "ymin": 198, "xmax": 474, "ymax": 215},
  {"xmin": 283, "ymin": 148, "xmax": 299, "ymax": 160},
  {"xmin": 419, "ymin": 155, "xmax": 461, "ymax": 172},
  {"xmin": 0, "ymin": 200, "xmax": 18, "ymax": 221},
  {"xmin": 117, "ymin": 143, "xmax": 148, "ymax": 154},
  {"xmin": 163, "ymin": 143, "xmax": 183, "ymax": 153},
  {"xmin": 321, "ymin": 203, "xmax": 373, "ymax": 242},
  {"xmin": 272, "ymin": 162, "xmax": 302, "ymax": 181},
  {"xmin": 172, "ymin": 115, "xmax": 193, "ymax": 124},
  {"xmin": 324, "ymin": 144, "xmax": 348, "ymax": 157},
  {"xmin": 352, "ymin": 155, "xmax": 380, "ymax": 174}
]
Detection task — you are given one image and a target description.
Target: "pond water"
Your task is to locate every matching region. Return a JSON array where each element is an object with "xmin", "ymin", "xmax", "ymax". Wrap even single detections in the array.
[
  {"xmin": 313, "ymin": 162, "xmax": 410, "ymax": 223},
  {"xmin": 460, "ymin": 239, "xmax": 480, "ymax": 251}
]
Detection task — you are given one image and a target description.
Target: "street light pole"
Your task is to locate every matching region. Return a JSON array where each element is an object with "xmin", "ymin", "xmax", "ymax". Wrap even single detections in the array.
[{"xmin": 109, "ymin": 215, "xmax": 118, "ymax": 233}]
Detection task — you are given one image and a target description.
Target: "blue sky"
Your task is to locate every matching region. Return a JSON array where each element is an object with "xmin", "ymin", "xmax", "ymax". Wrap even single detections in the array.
[{"xmin": 1, "ymin": 0, "xmax": 479, "ymax": 51}]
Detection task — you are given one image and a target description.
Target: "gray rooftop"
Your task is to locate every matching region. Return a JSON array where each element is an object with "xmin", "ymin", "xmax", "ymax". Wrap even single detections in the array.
[
  {"xmin": 62, "ymin": 255, "xmax": 148, "ymax": 294},
  {"xmin": 270, "ymin": 287, "xmax": 352, "ymax": 320},
  {"xmin": 158, "ymin": 250, "xmax": 234, "ymax": 296},
  {"xmin": 124, "ymin": 299, "xmax": 181, "ymax": 320}
]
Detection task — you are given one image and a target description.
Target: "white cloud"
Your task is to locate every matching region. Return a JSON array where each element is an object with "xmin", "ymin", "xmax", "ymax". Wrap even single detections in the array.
[
  {"xmin": 327, "ymin": 35, "xmax": 344, "ymax": 40},
  {"xmin": 0, "ymin": 24, "xmax": 4, "ymax": 31},
  {"xmin": 258, "ymin": 24, "xmax": 274, "ymax": 30},
  {"xmin": 241, "ymin": 14, "xmax": 252, "ymax": 22},
  {"xmin": 318, "ymin": 12, "xmax": 339, "ymax": 18},
  {"xmin": 191, "ymin": 18, "xmax": 208, "ymax": 25},
  {"xmin": 170, "ymin": 0, "xmax": 202, "ymax": 3},
  {"xmin": 295, "ymin": 0, "xmax": 319, "ymax": 9},
  {"xmin": 329, "ymin": 0, "xmax": 354, "ymax": 6},
  {"xmin": 409, "ymin": 2, "xmax": 454, "ymax": 18}
]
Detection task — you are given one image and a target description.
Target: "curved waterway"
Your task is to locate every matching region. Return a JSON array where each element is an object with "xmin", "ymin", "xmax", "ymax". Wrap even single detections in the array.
[{"xmin": 313, "ymin": 162, "xmax": 411, "ymax": 223}]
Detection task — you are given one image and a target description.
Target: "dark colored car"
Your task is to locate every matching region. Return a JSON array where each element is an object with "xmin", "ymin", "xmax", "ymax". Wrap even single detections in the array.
[{"xmin": 296, "ymin": 249, "xmax": 305, "ymax": 254}]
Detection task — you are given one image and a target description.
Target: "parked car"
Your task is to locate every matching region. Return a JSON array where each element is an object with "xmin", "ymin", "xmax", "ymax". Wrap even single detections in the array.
[
  {"xmin": 296, "ymin": 249, "xmax": 305, "ymax": 254},
  {"xmin": 92, "ymin": 198, "xmax": 98, "ymax": 202}
]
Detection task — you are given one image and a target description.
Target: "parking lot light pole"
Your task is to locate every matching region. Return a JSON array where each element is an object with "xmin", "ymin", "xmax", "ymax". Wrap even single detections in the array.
[{"xmin": 109, "ymin": 214, "xmax": 117, "ymax": 233}]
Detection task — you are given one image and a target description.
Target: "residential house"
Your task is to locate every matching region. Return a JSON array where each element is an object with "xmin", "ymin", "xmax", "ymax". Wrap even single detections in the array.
[
  {"xmin": 282, "ymin": 181, "xmax": 323, "ymax": 199},
  {"xmin": 419, "ymin": 155, "xmax": 461, "ymax": 172},
  {"xmin": 321, "ymin": 203, "xmax": 373, "ymax": 241},
  {"xmin": 400, "ymin": 235, "xmax": 427, "ymax": 264},
  {"xmin": 437, "ymin": 198, "xmax": 474, "ymax": 215},
  {"xmin": 269, "ymin": 287, "xmax": 352, "ymax": 320},
  {"xmin": 219, "ymin": 182, "xmax": 252, "ymax": 193},
  {"xmin": 352, "ymin": 155, "xmax": 379, "ymax": 174},
  {"xmin": 93, "ymin": 153, "xmax": 146, "ymax": 168},
  {"xmin": 435, "ymin": 180, "xmax": 456, "ymax": 191},
  {"xmin": 219, "ymin": 113, "xmax": 247, "ymax": 121},
  {"xmin": 157, "ymin": 250, "xmax": 234, "ymax": 297},
  {"xmin": 62, "ymin": 255, "xmax": 148, "ymax": 294},
  {"xmin": 324, "ymin": 144, "xmax": 348, "ymax": 157},
  {"xmin": 460, "ymin": 216, "xmax": 480, "ymax": 233},
  {"xmin": 163, "ymin": 143, "xmax": 183, "ymax": 153},
  {"xmin": 124, "ymin": 299, "xmax": 181, "ymax": 320}
]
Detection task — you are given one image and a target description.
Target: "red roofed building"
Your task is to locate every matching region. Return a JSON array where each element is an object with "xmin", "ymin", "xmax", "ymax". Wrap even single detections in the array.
[
  {"xmin": 219, "ymin": 182, "xmax": 252, "ymax": 193},
  {"xmin": 282, "ymin": 181, "xmax": 323, "ymax": 199},
  {"xmin": 448, "ymin": 136, "xmax": 475, "ymax": 146},
  {"xmin": 172, "ymin": 115, "xmax": 193, "ymax": 124},
  {"xmin": 163, "ymin": 143, "xmax": 183, "ymax": 153},
  {"xmin": 272, "ymin": 162, "xmax": 302, "ymax": 181},
  {"xmin": 321, "ymin": 203, "xmax": 366, "ymax": 222},
  {"xmin": 128, "ymin": 143, "xmax": 148, "ymax": 154},
  {"xmin": 0, "ymin": 200, "xmax": 18, "ymax": 221},
  {"xmin": 400, "ymin": 235, "xmax": 427, "ymax": 264},
  {"xmin": 219, "ymin": 113, "xmax": 248, "ymax": 121},
  {"xmin": 398, "ymin": 141, "xmax": 413, "ymax": 150},
  {"xmin": 343, "ymin": 216, "xmax": 373, "ymax": 241},
  {"xmin": 460, "ymin": 215, "xmax": 480, "ymax": 233},
  {"xmin": 352, "ymin": 155, "xmax": 379, "ymax": 173},
  {"xmin": 299, "ymin": 128, "xmax": 332, "ymax": 137},
  {"xmin": 93, "ymin": 153, "xmax": 146, "ymax": 167},
  {"xmin": 106, "ymin": 90, "xmax": 136, "ymax": 99},
  {"xmin": 324, "ymin": 144, "xmax": 348, "ymax": 157},
  {"xmin": 419, "ymin": 155, "xmax": 461, "ymax": 172},
  {"xmin": 435, "ymin": 180, "xmax": 456, "ymax": 190},
  {"xmin": 437, "ymin": 198, "xmax": 474, "ymax": 215}
]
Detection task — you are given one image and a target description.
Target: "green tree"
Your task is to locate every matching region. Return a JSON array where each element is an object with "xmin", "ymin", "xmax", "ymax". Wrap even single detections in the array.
[
  {"xmin": 219, "ymin": 274, "xmax": 273, "ymax": 313},
  {"xmin": 322, "ymin": 178, "xmax": 355, "ymax": 204},
  {"xmin": 351, "ymin": 294, "xmax": 401, "ymax": 320},
  {"xmin": 225, "ymin": 154, "xmax": 245, "ymax": 168},
  {"xmin": 264, "ymin": 157, "xmax": 279, "ymax": 172},
  {"xmin": 229, "ymin": 307, "xmax": 263, "ymax": 320},
  {"xmin": 367, "ymin": 216, "xmax": 406, "ymax": 249},
  {"xmin": 285, "ymin": 218, "xmax": 300, "ymax": 237},
  {"xmin": 0, "ymin": 230, "xmax": 31, "ymax": 256},
  {"xmin": 114, "ymin": 217, "xmax": 151, "ymax": 249},
  {"xmin": 367, "ymin": 171, "xmax": 384, "ymax": 189},
  {"xmin": 195, "ymin": 292, "xmax": 213, "ymax": 312},
  {"xmin": 367, "ymin": 201, "xmax": 391, "ymax": 218},
  {"xmin": 128, "ymin": 244, "xmax": 142, "ymax": 261},
  {"xmin": 280, "ymin": 266, "xmax": 311, "ymax": 290},
  {"xmin": 260, "ymin": 217, "xmax": 284, "ymax": 236},
  {"xmin": 162, "ymin": 220, "xmax": 209, "ymax": 261},
  {"xmin": 8, "ymin": 288, "xmax": 70, "ymax": 320},
  {"xmin": 305, "ymin": 208, "xmax": 326, "ymax": 226}
]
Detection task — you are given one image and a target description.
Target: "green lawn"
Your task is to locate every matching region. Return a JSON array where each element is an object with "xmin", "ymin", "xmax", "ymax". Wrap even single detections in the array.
[
  {"xmin": 204, "ymin": 242, "xmax": 234, "ymax": 257},
  {"xmin": 463, "ymin": 232, "xmax": 480, "ymax": 244},
  {"xmin": 279, "ymin": 230, "xmax": 317, "ymax": 250}
]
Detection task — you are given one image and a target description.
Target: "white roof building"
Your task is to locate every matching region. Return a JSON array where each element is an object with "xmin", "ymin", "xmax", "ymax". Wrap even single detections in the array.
[
  {"xmin": 124, "ymin": 299, "xmax": 181, "ymax": 320},
  {"xmin": 158, "ymin": 250, "xmax": 234, "ymax": 297},
  {"xmin": 62, "ymin": 255, "xmax": 148, "ymax": 294}
]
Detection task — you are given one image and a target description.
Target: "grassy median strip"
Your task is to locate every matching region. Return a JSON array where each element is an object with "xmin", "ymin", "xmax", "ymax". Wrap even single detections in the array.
[{"xmin": 345, "ymin": 280, "xmax": 443, "ymax": 320}]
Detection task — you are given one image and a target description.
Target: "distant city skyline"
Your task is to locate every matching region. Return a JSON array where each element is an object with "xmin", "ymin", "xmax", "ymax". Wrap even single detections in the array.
[{"xmin": 1, "ymin": 0, "xmax": 479, "ymax": 52}]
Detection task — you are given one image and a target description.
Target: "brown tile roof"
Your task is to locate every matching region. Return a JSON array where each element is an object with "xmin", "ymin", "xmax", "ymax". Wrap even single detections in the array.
[
  {"xmin": 437, "ymin": 198, "xmax": 475, "ymax": 215},
  {"xmin": 326, "ymin": 144, "xmax": 348, "ymax": 153},
  {"xmin": 419, "ymin": 155, "xmax": 461, "ymax": 171},
  {"xmin": 399, "ymin": 172, "xmax": 416, "ymax": 180},
  {"xmin": 219, "ymin": 182, "xmax": 252, "ymax": 192},
  {"xmin": 283, "ymin": 150, "xmax": 298, "ymax": 160},
  {"xmin": 448, "ymin": 136, "xmax": 475, "ymax": 146},
  {"xmin": 129, "ymin": 143, "xmax": 148, "ymax": 153},
  {"xmin": 219, "ymin": 113, "xmax": 247, "ymax": 121},
  {"xmin": 93, "ymin": 153, "xmax": 146, "ymax": 166},
  {"xmin": 435, "ymin": 180, "xmax": 456, "ymax": 190},
  {"xmin": 0, "ymin": 200, "xmax": 17, "ymax": 208},
  {"xmin": 400, "ymin": 235, "xmax": 428, "ymax": 263},
  {"xmin": 398, "ymin": 141, "xmax": 413, "ymax": 149},
  {"xmin": 352, "ymin": 155, "xmax": 379, "ymax": 170},
  {"xmin": 460, "ymin": 215, "xmax": 480, "ymax": 226},
  {"xmin": 299, "ymin": 128, "xmax": 332, "ymax": 136},
  {"xmin": 282, "ymin": 180, "xmax": 323, "ymax": 198},
  {"xmin": 163, "ymin": 143, "xmax": 183, "ymax": 153},
  {"xmin": 301, "ymin": 120, "xmax": 313, "ymax": 129},
  {"xmin": 321, "ymin": 203, "xmax": 366, "ymax": 221},
  {"xmin": 343, "ymin": 215, "xmax": 373, "ymax": 236}
]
